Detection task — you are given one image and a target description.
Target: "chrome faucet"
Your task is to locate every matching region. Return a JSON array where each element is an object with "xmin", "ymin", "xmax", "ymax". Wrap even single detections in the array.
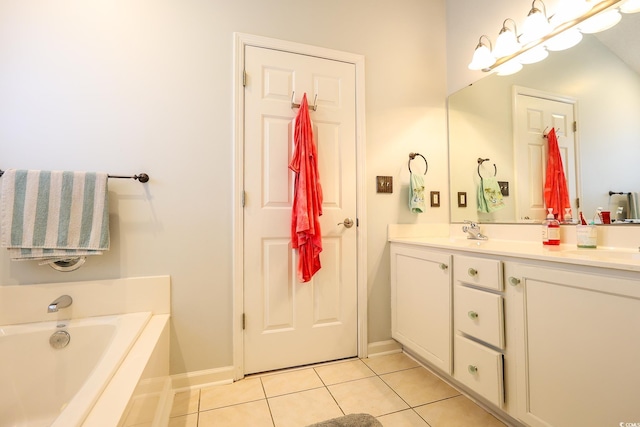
[
  {"xmin": 48, "ymin": 295, "xmax": 73, "ymax": 313},
  {"xmin": 462, "ymin": 220, "xmax": 488, "ymax": 240}
]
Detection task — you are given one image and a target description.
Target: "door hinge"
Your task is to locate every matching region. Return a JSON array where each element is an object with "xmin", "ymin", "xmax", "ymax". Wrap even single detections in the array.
[
  {"xmin": 243, "ymin": 70, "xmax": 247, "ymax": 87},
  {"xmin": 356, "ymin": 218, "xmax": 359, "ymax": 227},
  {"xmin": 573, "ymin": 121, "xmax": 577, "ymax": 132},
  {"xmin": 242, "ymin": 191, "xmax": 246, "ymax": 207},
  {"xmin": 242, "ymin": 313, "xmax": 246, "ymax": 330}
]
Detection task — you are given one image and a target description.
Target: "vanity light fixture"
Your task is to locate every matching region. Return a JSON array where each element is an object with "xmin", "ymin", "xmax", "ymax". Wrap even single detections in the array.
[
  {"xmin": 468, "ymin": 35, "xmax": 496, "ymax": 70},
  {"xmin": 620, "ymin": 0, "xmax": 640, "ymax": 13},
  {"xmin": 495, "ymin": 60, "xmax": 524, "ymax": 76},
  {"xmin": 517, "ymin": 45, "xmax": 549, "ymax": 64},
  {"xmin": 545, "ymin": 27, "xmax": 583, "ymax": 51},
  {"xmin": 578, "ymin": 7, "xmax": 622, "ymax": 32},
  {"xmin": 520, "ymin": 0, "xmax": 552, "ymax": 45},
  {"xmin": 469, "ymin": 0, "xmax": 625, "ymax": 74},
  {"xmin": 493, "ymin": 19, "xmax": 521, "ymax": 58}
]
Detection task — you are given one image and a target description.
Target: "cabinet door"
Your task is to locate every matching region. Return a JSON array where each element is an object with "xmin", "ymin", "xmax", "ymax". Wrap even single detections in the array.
[
  {"xmin": 390, "ymin": 244, "xmax": 452, "ymax": 373},
  {"xmin": 508, "ymin": 263, "xmax": 640, "ymax": 427}
]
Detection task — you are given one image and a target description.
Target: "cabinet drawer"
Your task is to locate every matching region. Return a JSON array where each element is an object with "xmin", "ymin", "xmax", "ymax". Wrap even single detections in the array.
[
  {"xmin": 454, "ymin": 335, "xmax": 504, "ymax": 408},
  {"xmin": 453, "ymin": 255, "xmax": 503, "ymax": 291},
  {"xmin": 454, "ymin": 285, "xmax": 504, "ymax": 349}
]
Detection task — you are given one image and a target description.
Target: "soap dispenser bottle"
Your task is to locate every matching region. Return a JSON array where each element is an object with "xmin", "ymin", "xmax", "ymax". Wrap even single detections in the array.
[{"xmin": 542, "ymin": 208, "xmax": 560, "ymax": 246}]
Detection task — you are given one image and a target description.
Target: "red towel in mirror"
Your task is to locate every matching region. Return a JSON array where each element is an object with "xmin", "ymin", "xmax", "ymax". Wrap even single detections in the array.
[
  {"xmin": 289, "ymin": 93, "xmax": 323, "ymax": 283},
  {"xmin": 544, "ymin": 128, "xmax": 571, "ymax": 219}
]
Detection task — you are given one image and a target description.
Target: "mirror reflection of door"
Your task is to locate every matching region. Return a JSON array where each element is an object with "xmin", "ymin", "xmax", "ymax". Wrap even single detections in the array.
[{"xmin": 513, "ymin": 87, "xmax": 578, "ymax": 222}]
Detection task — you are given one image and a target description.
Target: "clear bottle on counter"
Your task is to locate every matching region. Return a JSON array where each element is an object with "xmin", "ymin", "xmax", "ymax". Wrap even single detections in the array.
[{"xmin": 542, "ymin": 208, "xmax": 560, "ymax": 245}]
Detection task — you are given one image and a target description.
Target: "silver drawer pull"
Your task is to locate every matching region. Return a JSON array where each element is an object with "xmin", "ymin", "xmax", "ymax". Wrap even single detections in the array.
[
  {"xmin": 468, "ymin": 268, "xmax": 478, "ymax": 277},
  {"xmin": 508, "ymin": 276, "xmax": 521, "ymax": 286},
  {"xmin": 468, "ymin": 365, "xmax": 478, "ymax": 374},
  {"xmin": 439, "ymin": 263, "xmax": 448, "ymax": 270},
  {"xmin": 468, "ymin": 310, "xmax": 479, "ymax": 320}
]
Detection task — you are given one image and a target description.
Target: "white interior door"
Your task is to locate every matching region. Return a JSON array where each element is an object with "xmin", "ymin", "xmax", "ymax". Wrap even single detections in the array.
[
  {"xmin": 243, "ymin": 45, "xmax": 358, "ymax": 374},
  {"xmin": 514, "ymin": 90, "xmax": 578, "ymax": 222}
]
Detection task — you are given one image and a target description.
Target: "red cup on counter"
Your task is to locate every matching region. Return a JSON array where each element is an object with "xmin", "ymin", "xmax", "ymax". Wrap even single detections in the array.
[{"xmin": 601, "ymin": 211, "xmax": 611, "ymax": 224}]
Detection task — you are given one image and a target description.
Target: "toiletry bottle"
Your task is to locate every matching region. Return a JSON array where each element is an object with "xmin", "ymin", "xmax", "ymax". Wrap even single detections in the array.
[
  {"xmin": 594, "ymin": 207, "xmax": 603, "ymax": 224},
  {"xmin": 563, "ymin": 208, "xmax": 573, "ymax": 224},
  {"xmin": 542, "ymin": 208, "xmax": 560, "ymax": 245}
]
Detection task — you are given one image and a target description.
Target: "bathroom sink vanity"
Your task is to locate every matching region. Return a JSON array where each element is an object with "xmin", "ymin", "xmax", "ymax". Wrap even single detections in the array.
[{"xmin": 390, "ymin": 232, "xmax": 640, "ymax": 427}]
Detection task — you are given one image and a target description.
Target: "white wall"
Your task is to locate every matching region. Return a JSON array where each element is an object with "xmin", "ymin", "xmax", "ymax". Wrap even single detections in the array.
[{"xmin": 0, "ymin": 0, "xmax": 448, "ymax": 374}]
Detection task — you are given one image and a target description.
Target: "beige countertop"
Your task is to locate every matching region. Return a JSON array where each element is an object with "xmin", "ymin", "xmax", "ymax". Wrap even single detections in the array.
[{"xmin": 389, "ymin": 236, "xmax": 640, "ymax": 273}]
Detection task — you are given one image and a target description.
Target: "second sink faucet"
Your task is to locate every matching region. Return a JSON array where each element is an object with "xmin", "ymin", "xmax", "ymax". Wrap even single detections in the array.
[
  {"xmin": 462, "ymin": 220, "xmax": 488, "ymax": 240},
  {"xmin": 48, "ymin": 295, "xmax": 73, "ymax": 313}
]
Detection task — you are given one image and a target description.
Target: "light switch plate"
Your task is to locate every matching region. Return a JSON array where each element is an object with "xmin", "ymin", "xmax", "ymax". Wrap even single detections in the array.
[
  {"xmin": 498, "ymin": 181, "xmax": 509, "ymax": 196},
  {"xmin": 458, "ymin": 192, "xmax": 467, "ymax": 208},
  {"xmin": 430, "ymin": 191, "xmax": 440, "ymax": 207},
  {"xmin": 376, "ymin": 176, "xmax": 393, "ymax": 193}
]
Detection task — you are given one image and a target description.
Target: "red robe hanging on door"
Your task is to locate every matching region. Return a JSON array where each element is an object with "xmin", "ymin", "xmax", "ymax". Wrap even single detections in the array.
[
  {"xmin": 544, "ymin": 127, "xmax": 571, "ymax": 218},
  {"xmin": 289, "ymin": 93, "xmax": 323, "ymax": 283}
]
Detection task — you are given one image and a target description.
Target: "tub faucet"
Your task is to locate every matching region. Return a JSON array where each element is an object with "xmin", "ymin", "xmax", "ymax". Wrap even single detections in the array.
[
  {"xmin": 48, "ymin": 295, "xmax": 73, "ymax": 313},
  {"xmin": 462, "ymin": 220, "xmax": 488, "ymax": 240}
]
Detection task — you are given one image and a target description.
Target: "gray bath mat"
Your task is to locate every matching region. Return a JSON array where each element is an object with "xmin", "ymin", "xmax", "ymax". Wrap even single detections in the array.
[{"xmin": 306, "ymin": 413, "xmax": 383, "ymax": 427}]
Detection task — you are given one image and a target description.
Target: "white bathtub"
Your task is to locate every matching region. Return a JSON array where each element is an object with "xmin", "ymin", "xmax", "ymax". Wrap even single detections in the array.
[{"xmin": 0, "ymin": 311, "xmax": 169, "ymax": 427}]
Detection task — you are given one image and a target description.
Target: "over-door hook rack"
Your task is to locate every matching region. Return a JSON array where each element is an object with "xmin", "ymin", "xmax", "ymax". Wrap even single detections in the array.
[
  {"xmin": 291, "ymin": 92, "xmax": 318, "ymax": 111},
  {"xmin": 477, "ymin": 158, "xmax": 497, "ymax": 178},
  {"xmin": 543, "ymin": 126, "xmax": 559, "ymax": 138},
  {"xmin": 408, "ymin": 152, "xmax": 428, "ymax": 175},
  {"xmin": 0, "ymin": 169, "xmax": 149, "ymax": 183}
]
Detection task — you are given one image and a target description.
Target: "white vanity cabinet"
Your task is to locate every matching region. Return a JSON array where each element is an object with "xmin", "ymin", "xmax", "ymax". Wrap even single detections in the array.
[
  {"xmin": 390, "ymin": 243, "xmax": 452, "ymax": 374},
  {"xmin": 506, "ymin": 262, "xmax": 640, "ymax": 427},
  {"xmin": 452, "ymin": 255, "xmax": 506, "ymax": 408}
]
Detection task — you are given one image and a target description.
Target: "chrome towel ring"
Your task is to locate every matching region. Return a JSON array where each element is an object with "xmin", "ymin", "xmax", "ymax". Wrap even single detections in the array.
[
  {"xmin": 408, "ymin": 152, "xmax": 428, "ymax": 175},
  {"xmin": 477, "ymin": 158, "xmax": 497, "ymax": 178}
]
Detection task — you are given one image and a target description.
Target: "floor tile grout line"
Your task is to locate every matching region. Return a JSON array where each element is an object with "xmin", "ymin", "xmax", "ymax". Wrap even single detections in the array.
[{"xmin": 259, "ymin": 377, "xmax": 277, "ymax": 427}]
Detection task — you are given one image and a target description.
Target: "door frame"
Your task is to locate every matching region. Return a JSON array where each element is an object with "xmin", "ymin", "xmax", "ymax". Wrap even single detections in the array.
[
  {"xmin": 232, "ymin": 32, "xmax": 367, "ymax": 380},
  {"xmin": 511, "ymin": 85, "xmax": 582, "ymax": 221}
]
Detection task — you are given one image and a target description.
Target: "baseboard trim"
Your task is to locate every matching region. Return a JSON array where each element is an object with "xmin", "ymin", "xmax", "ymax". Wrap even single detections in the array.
[
  {"xmin": 367, "ymin": 339, "xmax": 403, "ymax": 357},
  {"xmin": 170, "ymin": 366, "xmax": 235, "ymax": 391}
]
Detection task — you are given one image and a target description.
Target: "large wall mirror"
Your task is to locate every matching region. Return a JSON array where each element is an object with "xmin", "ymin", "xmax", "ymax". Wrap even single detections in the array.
[{"xmin": 448, "ymin": 12, "xmax": 640, "ymax": 224}]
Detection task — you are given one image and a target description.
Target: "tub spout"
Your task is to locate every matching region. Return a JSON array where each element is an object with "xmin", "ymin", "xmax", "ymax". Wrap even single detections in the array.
[{"xmin": 48, "ymin": 295, "xmax": 73, "ymax": 313}]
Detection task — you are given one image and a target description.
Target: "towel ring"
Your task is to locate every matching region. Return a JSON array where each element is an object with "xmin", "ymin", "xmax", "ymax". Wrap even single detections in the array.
[
  {"xmin": 408, "ymin": 152, "xmax": 428, "ymax": 175},
  {"xmin": 48, "ymin": 257, "xmax": 86, "ymax": 272},
  {"xmin": 477, "ymin": 158, "xmax": 497, "ymax": 178}
]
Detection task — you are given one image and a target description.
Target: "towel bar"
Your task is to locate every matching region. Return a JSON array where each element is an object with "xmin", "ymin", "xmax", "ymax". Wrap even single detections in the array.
[{"xmin": 0, "ymin": 169, "xmax": 149, "ymax": 183}]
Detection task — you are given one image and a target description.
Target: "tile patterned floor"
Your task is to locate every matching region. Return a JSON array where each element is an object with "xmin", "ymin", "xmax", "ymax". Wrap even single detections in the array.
[{"xmin": 168, "ymin": 353, "xmax": 507, "ymax": 427}]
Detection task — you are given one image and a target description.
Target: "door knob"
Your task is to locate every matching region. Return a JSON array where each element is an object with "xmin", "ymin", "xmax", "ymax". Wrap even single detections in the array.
[{"xmin": 338, "ymin": 218, "xmax": 354, "ymax": 228}]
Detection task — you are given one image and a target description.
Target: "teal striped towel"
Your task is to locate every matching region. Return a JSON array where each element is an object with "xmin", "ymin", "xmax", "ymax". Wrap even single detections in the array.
[{"xmin": 0, "ymin": 170, "xmax": 109, "ymax": 261}]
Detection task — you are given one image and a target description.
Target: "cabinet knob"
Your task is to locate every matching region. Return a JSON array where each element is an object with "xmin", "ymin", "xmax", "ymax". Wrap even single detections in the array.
[
  {"xmin": 439, "ymin": 263, "xmax": 448, "ymax": 270},
  {"xmin": 468, "ymin": 268, "xmax": 478, "ymax": 277},
  {"xmin": 468, "ymin": 365, "xmax": 478, "ymax": 374},
  {"xmin": 468, "ymin": 310, "xmax": 479, "ymax": 320},
  {"xmin": 508, "ymin": 277, "xmax": 521, "ymax": 286}
]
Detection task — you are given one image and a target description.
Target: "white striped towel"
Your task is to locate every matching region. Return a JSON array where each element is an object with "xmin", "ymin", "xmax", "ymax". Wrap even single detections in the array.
[{"xmin": 0, "ymin": 169, "xmax": 109, "ymax": 261}]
